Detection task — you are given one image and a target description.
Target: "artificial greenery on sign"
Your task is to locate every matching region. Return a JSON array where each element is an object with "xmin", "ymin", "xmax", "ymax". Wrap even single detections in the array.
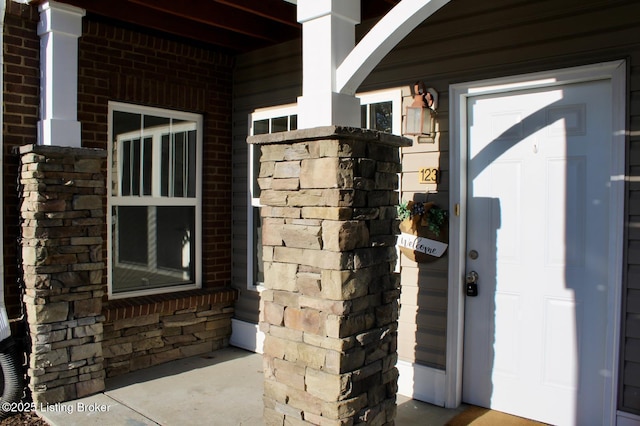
[
  {"xmin": 396, "ymin": 200, "xmax": 412, "ymax": 221},
  {"xmin": 426, "ymin": 206, "xmax": 448, "ymax": 236},
  {"xmin": 397, "ymin": 200, "xmax": 448, "ymax": 237}
]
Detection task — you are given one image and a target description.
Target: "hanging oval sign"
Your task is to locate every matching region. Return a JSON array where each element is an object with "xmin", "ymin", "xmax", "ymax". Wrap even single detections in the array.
[
  {"xmin": 397, "ymin": 201, "xmax": 449, "ymax": 263},
  {"xmin": 398, "ymin": 233, "xmax": 448, "ymax": 257}
]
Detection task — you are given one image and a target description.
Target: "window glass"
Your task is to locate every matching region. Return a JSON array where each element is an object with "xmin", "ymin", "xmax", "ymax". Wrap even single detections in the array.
[
  {"xmin": 120, "ymin": 139, "xmax": 132, "ymax": 196},
  {"xmin": 142, "ymin": 137, "xmax": 153, "ymax": 195},
  {"xmin": 248, "ymin": 112, "xmax": 297, "ymax": 288},
  {"xmin": 109, "ymin": 102, "xmax": 201, "ymax": 297},
  {"xmin": 116, "ymin": 206, "xmax": 148, "ymax": 265},
  {"xmin": 252, "ymin": 147, "xmax": 262, "ymax": 199},
  {"xmin": 112, "ymin": 207, "xmax": 195, "ymax": 293},
  {"xmin": 253, "ymin": 209, "xmax": 264, "ymax": 284},
  {"xmin": 372, "ymin": 101, "xmax": 393, "ymax": 132},
  {"xmin": 253, "ymin": 119, "xmax": 269, "ymax": 135},
  {"xmin": 363, "ymin": 101, "xmax": 393, "ymax": 133},
  {"xmin": 271, "ymin": 116, "xmax": 288, "ymax": 133},
  {"xmin": 156, "ymin": 206, "xmax": 195, "ymax": 278},
  {"xmin": 160, "ymin": 129, "xmax": 197, "ymax": 197}
]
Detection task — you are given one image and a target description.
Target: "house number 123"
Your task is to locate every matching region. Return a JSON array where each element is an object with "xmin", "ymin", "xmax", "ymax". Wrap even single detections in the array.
[{"xmin": 418, "ymin": 167, "xmax": 439, "ymax": 184}]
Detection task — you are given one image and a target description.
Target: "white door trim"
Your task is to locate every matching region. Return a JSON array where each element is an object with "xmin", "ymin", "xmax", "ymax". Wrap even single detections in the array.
[{"xmin": 446, "ymin": 60, "xmax": 626, "ymax": 424}]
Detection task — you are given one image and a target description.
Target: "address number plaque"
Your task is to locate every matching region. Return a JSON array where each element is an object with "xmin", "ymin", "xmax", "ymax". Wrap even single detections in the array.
[{"xmin": 418, "ymin": 167, "xmax": 439, "ymax": 184}]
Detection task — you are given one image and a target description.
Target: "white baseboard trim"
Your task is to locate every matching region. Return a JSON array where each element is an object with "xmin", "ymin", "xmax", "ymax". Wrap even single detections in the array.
[
  {"xmin": 230, "ymin": 319, "xmax": 264, "ymax": 354},
  {"xmin": 618, "ymin": 411, "xmax": 640, "ymax": 426},
  {"xmin": 397, "ymin": 359, "xmax": 446, "ymax": 406}
]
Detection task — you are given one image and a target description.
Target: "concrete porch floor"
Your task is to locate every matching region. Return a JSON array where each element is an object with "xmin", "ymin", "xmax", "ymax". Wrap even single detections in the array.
[{"xmin": 39, "ymin": 346, "xmax": 467, "ymax": 425}]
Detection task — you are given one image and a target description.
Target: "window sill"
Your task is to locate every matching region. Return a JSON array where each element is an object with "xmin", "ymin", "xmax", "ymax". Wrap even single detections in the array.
[{"xmin": 109, "ymin": 283, "xmax": 200, "ymax": 300}]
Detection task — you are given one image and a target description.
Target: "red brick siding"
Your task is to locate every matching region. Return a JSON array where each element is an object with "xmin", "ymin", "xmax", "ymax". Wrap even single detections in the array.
[
  {"xmin": 3, "ymin": 5, "xmax": 234, "ymax": 320},
  {"xmin": 3, "ymin": 3, "xmax": 40, "ymax": 319},
  {"xmin": 78, "ymin": 18, "xmax": 234, "ymax": 293},
  {"xmin": 103, "ymin": 287, "xmax": 237, "ymax": 323},
  {"xmin": 77, "ymin": 19, "xmax": 234, "ymax": 293}
]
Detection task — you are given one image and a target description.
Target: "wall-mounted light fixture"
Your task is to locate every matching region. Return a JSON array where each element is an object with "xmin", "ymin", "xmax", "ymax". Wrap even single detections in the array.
[{"xmin": 404, "ymin": 81, "xmax": 438, "ymax": 142}]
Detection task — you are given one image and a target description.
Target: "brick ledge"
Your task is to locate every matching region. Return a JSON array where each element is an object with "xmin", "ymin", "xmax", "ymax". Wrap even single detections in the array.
[{"xmin": 103, "ymin": 287, "xmax": 238, "ymax": 322}]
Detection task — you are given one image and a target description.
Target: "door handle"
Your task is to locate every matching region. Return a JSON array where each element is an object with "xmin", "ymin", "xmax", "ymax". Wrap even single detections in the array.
[{"xmin": 466, "ymin": 271, "xmax": 479, "ymax": 297}]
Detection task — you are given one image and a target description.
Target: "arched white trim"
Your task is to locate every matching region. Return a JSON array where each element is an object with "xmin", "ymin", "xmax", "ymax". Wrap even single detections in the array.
[
  {"xmin": 336, "ymin": 0, "xmax": 451, "ymax": 96},
  {"xmin": 297, "ymin": 0, "xmax": 450, "ymax": 128}
]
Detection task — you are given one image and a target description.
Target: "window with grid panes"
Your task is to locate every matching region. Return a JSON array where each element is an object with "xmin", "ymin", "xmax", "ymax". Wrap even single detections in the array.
[{"xmin": 108, "ymin": 102, "xmax": 202, "ymax": 297}]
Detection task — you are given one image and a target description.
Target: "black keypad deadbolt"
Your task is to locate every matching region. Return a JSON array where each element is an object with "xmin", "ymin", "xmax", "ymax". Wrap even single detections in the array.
[{"xmin": 466, "ymin": 271, "xmax": 479, "ymax": 297}]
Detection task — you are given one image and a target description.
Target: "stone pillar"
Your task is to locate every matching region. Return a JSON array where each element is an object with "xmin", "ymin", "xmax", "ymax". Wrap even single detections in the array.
[
  {"xmin": 18, "ymin": 144, "xmax": 107, "ymax": 404},
  {"xmin": 249, "ymin": 127, "xmax": 410, "ymax": 426}
]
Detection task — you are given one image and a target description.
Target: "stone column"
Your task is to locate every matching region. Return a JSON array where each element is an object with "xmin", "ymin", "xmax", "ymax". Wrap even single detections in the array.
[
  {"xmin": 249, "ymin": 127, "xmax": 410, "ymax": 426},
  {"xmin": 18, "ymin": 145, "xmax": 106, "ymax": 404}
]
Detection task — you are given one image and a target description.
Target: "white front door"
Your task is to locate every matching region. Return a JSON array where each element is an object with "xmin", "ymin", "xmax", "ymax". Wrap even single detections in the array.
[{"xmin": 462, "ymin": 79, "xmax": 614, "ymax": 425}]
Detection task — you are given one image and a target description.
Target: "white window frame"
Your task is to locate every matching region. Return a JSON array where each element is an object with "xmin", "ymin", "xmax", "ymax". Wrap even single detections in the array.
[
  {"xmin": 246, "ymin": 89, "xmax": 402, "ymax": 291},
  {"xmin": 358, "ymin": 89, "xmax": 403, "ymax": 134},
  {"xmin": 108, "ymin": 101, "xmax": 203, "ymax": 298},
  {"xmin": 247, "ymin": 104, "xmax": 298, "ymax": 292}
]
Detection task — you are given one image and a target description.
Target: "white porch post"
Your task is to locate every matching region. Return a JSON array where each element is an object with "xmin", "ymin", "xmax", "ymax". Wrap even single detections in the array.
[
  {"xmin": 296, "ymin": 0, "xmax": 362, "ymax": 129},
  {"xmin": 37, "ymin": 1, "xmax": 85, "ymax": 147}
]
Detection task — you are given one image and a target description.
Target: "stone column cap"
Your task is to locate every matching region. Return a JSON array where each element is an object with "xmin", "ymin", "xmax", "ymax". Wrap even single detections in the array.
[
  {"xmin": 247, "ymin": 126, "xmax": 411, "ymax": 148},
  {"xmin": 15, "ymin": 144, "xmax": 107, "ymax": 158}
]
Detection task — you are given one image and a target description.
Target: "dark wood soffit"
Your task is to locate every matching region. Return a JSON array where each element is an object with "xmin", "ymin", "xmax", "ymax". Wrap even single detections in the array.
[
  {"xmin": 128, "ymin": 0, "xmax": 300, "ymax": 42},
  {"xmin": 56, "ymin": 0, "xmax": 299, "ymax": 52},
  {"xmin": 53, "ymin": 0, "xmax": 400, "ymax": 53}
]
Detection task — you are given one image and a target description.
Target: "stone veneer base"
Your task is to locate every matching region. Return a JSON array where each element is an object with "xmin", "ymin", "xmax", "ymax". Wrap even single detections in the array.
[
  {"xmin": 18, "ymin": 144, "xmax": 107, "ymax": 404},
  {"xmin": 250, "ymin": 126, "xmax": 411, "ymax": 426}
]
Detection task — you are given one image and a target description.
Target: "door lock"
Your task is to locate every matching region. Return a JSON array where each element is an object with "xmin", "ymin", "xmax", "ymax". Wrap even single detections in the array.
[{"xmin": 466, "ymin": 271, "xmax": 479, "ymax": 297}]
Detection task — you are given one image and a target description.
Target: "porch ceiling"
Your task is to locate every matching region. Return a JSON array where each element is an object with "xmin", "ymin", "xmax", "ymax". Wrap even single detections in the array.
[{"xmin": 55, "ymin": 0, "xmax": 401, "ymax": 53}]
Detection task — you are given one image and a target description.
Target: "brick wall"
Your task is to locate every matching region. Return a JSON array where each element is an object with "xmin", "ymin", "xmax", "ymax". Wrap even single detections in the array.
[
  {"xmin": 102, "ymin": 290, "xmax": 235, "ymax": 377},
  {"xmin": 3, "ymin": 6, "xmax": 235, "ymax": 310},
  {"xmin": 4, "ymin": 2, "xmax": 40, "ymax": 320},
  {"xmin": 77, "ymin": 17, "xmax": 234, "ymax": 291},
  {"xmin": 4, "ymin": 4, "xmax": 238, "ymax": 385},
  {"xmin": 76, "ymin": 17, "xmax": 238, "ymax": 374}
]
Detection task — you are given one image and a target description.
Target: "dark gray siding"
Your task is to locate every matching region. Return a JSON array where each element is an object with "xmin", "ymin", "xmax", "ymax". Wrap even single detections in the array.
[
  {"xmin": 232, "ymin": 41, "xmax": 302, "ymax": 323},
  {"xmin": 232, "ymin": 0, "xmax": 640, "ymax": 413}
]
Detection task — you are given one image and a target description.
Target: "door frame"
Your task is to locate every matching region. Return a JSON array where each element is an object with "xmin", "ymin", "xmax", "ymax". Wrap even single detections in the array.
[{"xmin": 446, "ymin": 60, "xmax": 626, "ymax": 424}]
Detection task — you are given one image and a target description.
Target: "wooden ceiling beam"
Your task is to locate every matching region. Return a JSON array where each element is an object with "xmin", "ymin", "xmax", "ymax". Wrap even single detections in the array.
[
  {"xmin": 213, "ymin": 0, "xmax": 299, "ymax": 28},
  {"xmin": 51, "ymin": 0, "xmax": 399, "ymax": 52},
  {"xmin": 61, "ymin": 0, "xmax": 267, "ymax": 51},
  {"xmin": 127, "ymin": 0, "xmax": 298, "ymax": 42}
]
